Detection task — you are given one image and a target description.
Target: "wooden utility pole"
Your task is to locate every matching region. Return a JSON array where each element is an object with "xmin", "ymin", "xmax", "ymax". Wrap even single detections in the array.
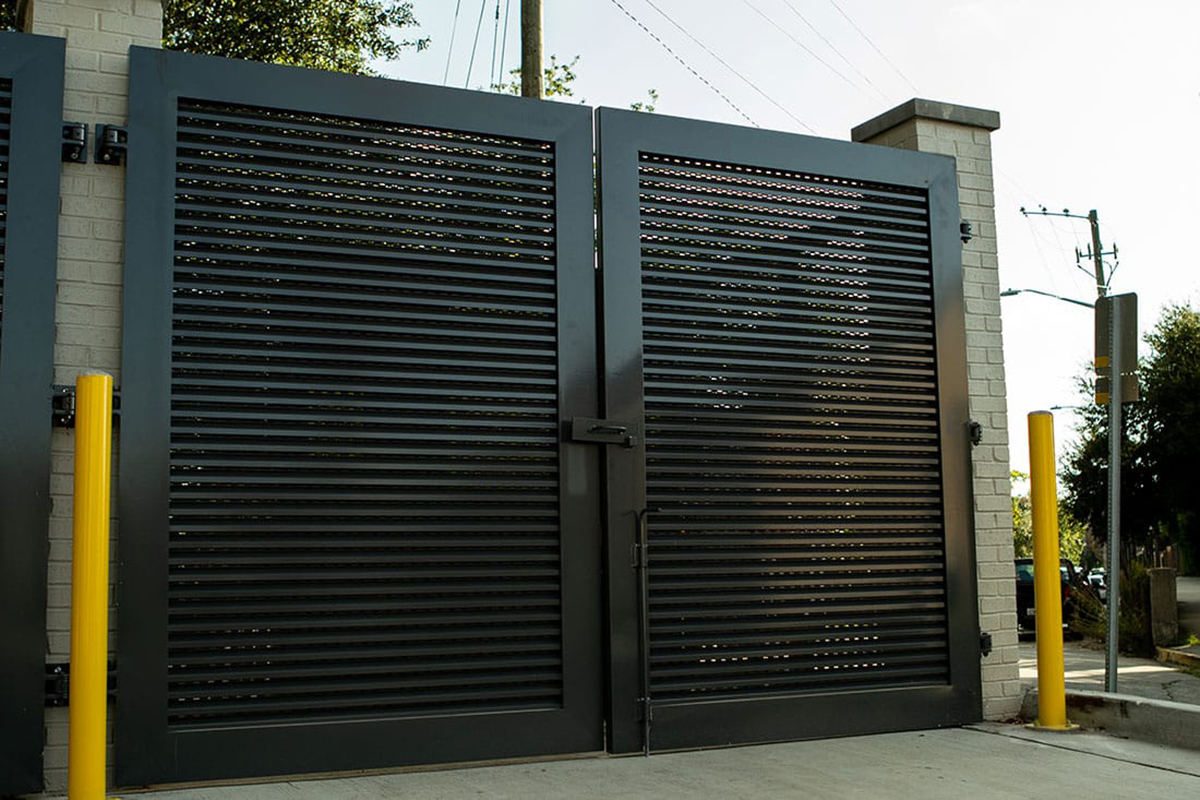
[{"xmin": 521, "ymin": 0, "xmax": 543, "ymax": 98}]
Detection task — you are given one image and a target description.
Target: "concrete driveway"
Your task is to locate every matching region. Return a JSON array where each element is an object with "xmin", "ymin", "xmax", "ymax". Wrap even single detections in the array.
[{"xmin": 59, "ymin": 726, "xmax": 1200, "ymax": 800}]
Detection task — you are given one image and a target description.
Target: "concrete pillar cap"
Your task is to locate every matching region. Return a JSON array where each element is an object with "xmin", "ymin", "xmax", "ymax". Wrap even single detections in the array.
[{"xmin": 852, "ymin": 98, "xmax": 1000, "ymax": 143}]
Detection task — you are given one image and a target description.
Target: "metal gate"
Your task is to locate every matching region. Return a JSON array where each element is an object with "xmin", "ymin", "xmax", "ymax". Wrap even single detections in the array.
[
  {"xmin": 116, "ymin": 49, "xmax": 980, "ymax": 785},
  {"xmin": 0, "ymin": 32, "xmax": 64, "ymax": 797},
  {"xmin": 116, "ymin": 48, "xmax": 602, "ymax": 785},
  {"xmin": 595, "ymin": 109, "xmax": 980, "ymax": 754}
]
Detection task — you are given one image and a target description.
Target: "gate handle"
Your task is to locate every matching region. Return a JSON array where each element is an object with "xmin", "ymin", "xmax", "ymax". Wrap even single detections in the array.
[{"xmin": 588, "ymin": 424, "xmax": 628, "ymax": 436}]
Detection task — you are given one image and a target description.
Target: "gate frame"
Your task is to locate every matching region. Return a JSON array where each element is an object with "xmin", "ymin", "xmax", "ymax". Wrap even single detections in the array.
[
  {"xmin": 594, "ymin": 107, "xmax": 982, "ymax": 754},
  {"xmin": 117, "ymin": 47, "xmax": 603, "ymax": 786},
  {"xmin": 0, "ymin": 31, "xmax": 64, "ymax": 796}
]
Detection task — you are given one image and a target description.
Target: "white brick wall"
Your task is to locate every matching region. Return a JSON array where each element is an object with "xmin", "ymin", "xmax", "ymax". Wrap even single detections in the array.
[
  {"xmin": 857, "ymin": 113, "xmax": 1022, "ymax": 720},
  {"xmin": 29, "ymin": 0, "xmax": 163, "ymax": 791}
]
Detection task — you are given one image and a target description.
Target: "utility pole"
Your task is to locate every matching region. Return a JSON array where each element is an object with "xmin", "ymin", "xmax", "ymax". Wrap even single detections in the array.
[
  {"xmin": 1087, "ymin": 210, "xmax": 1108, "ymax": 298},
  {"xmin": 520, "ymin": 0, "xmax": 543, "ymax": 99}
]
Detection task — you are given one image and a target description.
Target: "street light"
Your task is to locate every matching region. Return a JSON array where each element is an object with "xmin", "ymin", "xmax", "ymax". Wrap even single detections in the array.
[{"xmin": 1000, "ymin": 288, "xmax": 1094, "ymax": 309}]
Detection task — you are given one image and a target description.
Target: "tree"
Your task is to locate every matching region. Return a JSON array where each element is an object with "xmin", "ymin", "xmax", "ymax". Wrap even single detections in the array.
[
  {"xmin": 1, "ymin": 0, "xmax": 17, "ymax": 31},
  {"xmin": 1062, "ymin": 303, "xmax": 1200, "ymax": 573},
  {"xmin": 1011, "ymin": 469, "xmax": 1086, "ymax": 563},
  {"xmin": 494, "ymin": 54, "xmax": 658, "ymax": 112},
  {"xmin": 1141, "ymin": 305, "xmax": 1200, "ymax": 572},
  {"xmin": 163, "ymin": 0, "xmax": 429, "ymax": 75}
]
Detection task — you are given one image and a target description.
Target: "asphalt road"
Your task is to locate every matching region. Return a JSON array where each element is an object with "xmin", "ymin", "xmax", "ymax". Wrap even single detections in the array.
[{"xmin": 1178, "ymin": 575, "xmax": 1200, "ymax": 639}]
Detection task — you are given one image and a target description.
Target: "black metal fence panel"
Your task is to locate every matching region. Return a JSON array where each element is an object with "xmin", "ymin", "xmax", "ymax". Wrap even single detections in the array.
[
  {"xmin": 118, "ymin": 48, "xmax": 602, "ymax": 786},
  {"xmin": 596, "ymin": 108, "xmax": 980, "ymax": 754},
  {"xmin": 0, "ymin": 32, "xmax": 63, "ymax": 797}
]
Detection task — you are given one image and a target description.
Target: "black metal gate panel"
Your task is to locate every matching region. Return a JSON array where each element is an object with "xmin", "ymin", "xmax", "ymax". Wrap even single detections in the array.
[
  {"xmin": 0, "ymin": 32, "xmax": 63, "ymax": 797},
  {"xmin": 117, "ymin": 48, "xmax": 602, "ymax": 785},
  {"xmin": 596, "ymin": 109, "xmax": 980, "ymax": 754}
]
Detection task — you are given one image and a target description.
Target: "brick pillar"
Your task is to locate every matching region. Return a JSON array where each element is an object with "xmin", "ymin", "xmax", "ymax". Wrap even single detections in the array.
[
  {"xmin": 852, "ymin": 100, "xmax": 1021, "ymax": 720},
  {"xmin": 28, "ymin": 0, "xmax": 163, "ymax": 790}
]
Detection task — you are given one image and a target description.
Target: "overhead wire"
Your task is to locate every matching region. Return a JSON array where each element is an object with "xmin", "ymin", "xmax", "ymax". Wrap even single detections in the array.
[
  {"xmin": 739, "ymin": 0, "xmax": 868, "ymax": 100},
  {"xmin": 778, "ymin": 0, "xmax": 888, "ymax": 100},
  {"xmin": 639, "ymin": 0, "xmax": 816, "ymax": 133},
  {"xmin": 488, "ymin": 0, "xmax": 501, "ymax": 90},
  {"xmin": 497, "ymin": 0, "xmax": 512, "ymax": 88},
  {"xmin": 443, "ymin": 0, "xmax": 464, "ymax": 85},
  {"xmin": 465, "ymin": 0, "xmax": 488, "ymax": 88},
  {"xmin": 606, "ymin": 0, "xmax": 759, "ymax": 127},
  {"xmin": 828, "ymin": 0, "xmax": 918, "ymax": 94}
]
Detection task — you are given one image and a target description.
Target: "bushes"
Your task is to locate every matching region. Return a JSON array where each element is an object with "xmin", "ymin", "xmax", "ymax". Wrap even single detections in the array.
[{"xmin": 1069, "ymin": 561, "xmax": 1154, "ymax": 656}]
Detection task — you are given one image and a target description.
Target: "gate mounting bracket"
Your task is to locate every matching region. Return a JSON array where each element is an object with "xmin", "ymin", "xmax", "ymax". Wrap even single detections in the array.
[{"xmin": 52, "ymin": 384, "xmax": 122, "ymax": 428}]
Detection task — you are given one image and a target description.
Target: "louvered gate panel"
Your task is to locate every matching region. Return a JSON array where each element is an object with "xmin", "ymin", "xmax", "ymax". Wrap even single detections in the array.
[
  {"xmin": 167, "ymin": 99, "xmax": 565, "ymax": 728},
  {"xmin": 0, "ymin": 76, "xmax": 9, "ymax": 316},
  {"xmin": 0, "ymin": 33, "xmax": 63, "ymax": 796},
  {"xmin": 118, "ymin": 49, "xmax": 601, "ymax": 785},
  {"xmin": 597, "ymin": 109, "xmax": 979, "ymax": 754},
  {"xmin": 641, "ymin": 153, "xmax": 950, "ymax": 700}
]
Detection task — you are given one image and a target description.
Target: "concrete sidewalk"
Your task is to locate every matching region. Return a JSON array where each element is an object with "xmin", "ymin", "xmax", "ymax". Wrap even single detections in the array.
[
  {"xmin": 1019, "ymin": 639, "xmax": 1200, "ymax": 705},
  {"xmin": 68, "ymin": 726, "xmax": 1199, "ymax": 800}
]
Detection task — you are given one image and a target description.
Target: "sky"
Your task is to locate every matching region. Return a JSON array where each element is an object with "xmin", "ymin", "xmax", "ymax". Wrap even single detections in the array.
[{"xmin": 375, "ymin": 0, "xmax": 1200, "ymax": 483}]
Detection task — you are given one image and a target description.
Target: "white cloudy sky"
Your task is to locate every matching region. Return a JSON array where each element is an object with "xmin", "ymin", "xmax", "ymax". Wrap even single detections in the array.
[{"xmin": 377, "ymin": 0, "xmax": 1200, "ymax": 479}]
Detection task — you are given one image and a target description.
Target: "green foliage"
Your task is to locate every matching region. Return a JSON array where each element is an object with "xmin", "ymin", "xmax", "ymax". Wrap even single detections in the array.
[
  {"xmin": 1, "ymin": 0, "xmax": 16, "ymax": 31},
  {"xmin": 1011, "ymin": 470, "xmax": 1033, "ymax": 559},
  {"xmin": 1062, "ymin": 304, "xmax": 1200, "ymax": 570},
  {"xmin": 1141, "ymin": 305, "xmax": 1200, "ymax": 573},
  {"xmin": 163, "ymin": 0, "xmax": 429, "ymax": 75},
  {"xmin": 629, "ymin": 88, "xmax": 659, "ymax": 113},
  {"xmin": 1069, "ymin": 560, "xmax": 1154, "ymax": 656},
  {"xmin": 494, "ymin": 54, "xmax": 580, "ymax": 98},
  {"xmin": 1011, "ymin": 469, "xmax": 1087, "ymax": 562},
  {"xmin": 494, "ymin": 55, "xmax": 657, "ymax": 113}
]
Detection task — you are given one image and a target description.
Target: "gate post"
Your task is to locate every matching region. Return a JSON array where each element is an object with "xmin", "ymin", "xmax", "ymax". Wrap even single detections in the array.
[
  {"xmin": 27, "ymin": 1, "xmax": 164, "ymax": 792},
  {"xmin": 852, "ymin": 100, "xmax": 1020, "ymax": 721}
]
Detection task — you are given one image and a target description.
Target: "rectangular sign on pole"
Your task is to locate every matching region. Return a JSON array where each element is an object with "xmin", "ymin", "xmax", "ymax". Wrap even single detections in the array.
[{"xmin": 1094, "ymin": 293, "xmax": 1139, "ymax": 403}]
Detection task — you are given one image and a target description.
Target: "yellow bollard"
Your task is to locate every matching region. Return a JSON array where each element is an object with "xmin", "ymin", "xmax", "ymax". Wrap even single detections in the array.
[
  {"xmin": 68, "ymin": 373, "xmax": 114, "ymax": 800},
  {"xmin": 1027, "ymin": 411, "xmax": 1074, "ymax": 730}
]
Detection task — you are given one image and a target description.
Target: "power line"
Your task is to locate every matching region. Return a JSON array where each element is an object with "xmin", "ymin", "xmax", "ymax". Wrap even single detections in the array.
[
  {"xmin": 497, "ymin": 0, "xmax": 512, "ymax": 88},
  {"xmin": 778, "ymin": 0, "xmax": 888, "ymax": 100},
  {"xmin": 639, "ymin": 0, "xmax": 815, "ymax": 133},
  {"xmin": 443, "ymin": 0, "xmax": 464, "ymax": 85},
  {"xmin": 465, "ymin": 0, "xmax": 488, "ymax": 88},
  {"xmin": 829, "ymin": 0, "xmax": 918, "ymax": 94},
  {"xmin": 606, "ymin": 0, "xmax": 759, "ymax": 127},
  {"xmin": 740, "ymin": 0, "xmax": 866, "ymax": 100},
  {"xmin": 488, "ymin": 0, "xmax": 501, "ymax": 90}
]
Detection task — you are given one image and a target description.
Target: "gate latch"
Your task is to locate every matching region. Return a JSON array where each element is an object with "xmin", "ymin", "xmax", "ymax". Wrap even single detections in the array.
[{"xmin": 569, "ymin": 418, "xmax": 638, "ymax": 448}]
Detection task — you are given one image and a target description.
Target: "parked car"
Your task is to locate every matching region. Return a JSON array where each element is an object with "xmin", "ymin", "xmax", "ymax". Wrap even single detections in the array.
[
  {"xmin": 1014, "ymin": 557, "xmax": 1085, "ymax": 630},
  {"xmin": 1086, "ymin": 569, "xmax": 1107, "ymax": 602}
]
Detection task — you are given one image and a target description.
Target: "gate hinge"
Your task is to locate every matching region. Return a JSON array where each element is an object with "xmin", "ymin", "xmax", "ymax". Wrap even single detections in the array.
[
  {"xmin": 52, "ymin": 384, "xmax": 122, "ymax": 428},
  {"xmin": 45, "ymin": 661, "xmax": 117, "ymax": 706},
  {"xmin": 95, "ymin": 124, "xmax": 128, "ymax": 166},
  {"xmin": 62, "ymin": 121, "xmax": 88, "ymax": 163},
  {"xmin": 635, "ymin": 697, "xmax": 654, "ymax": 723},
  {"xmin": 967, "ymin": 419, "xmax": 983, "ymax": 446},
  {"xmin": 631, "ymin": 541, "xmax": 643, "ymax": 569},
  {"xmin": 569, "ymin": 417, "xmax": 639, "ymax": 448},
  {"xmin": 960, "ymin": 219, "xmax": 973, "ymax": 243},
  {"xmin": 979, "ymin": 631, "xmax": 993, "ymax": 658}
]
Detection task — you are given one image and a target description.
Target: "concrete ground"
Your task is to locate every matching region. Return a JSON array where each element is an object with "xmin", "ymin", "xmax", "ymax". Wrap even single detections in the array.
[
  {"xmin": 1019, "ymin": 639, "xmax": 1200, "ymax": 705},
  {"xmin": 86, "ymin": 726, "xmax": 1199, "ymax": 799}
]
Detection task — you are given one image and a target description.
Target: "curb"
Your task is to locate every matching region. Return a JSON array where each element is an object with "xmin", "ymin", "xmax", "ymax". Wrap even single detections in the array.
[
  {"xmin": 1022, "ymin": 688, "xmax": 1200, "ymax": 751},
  {"xmin": 1157, "ymin": 646, "xmax": 1200, "ymax": 670}
]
